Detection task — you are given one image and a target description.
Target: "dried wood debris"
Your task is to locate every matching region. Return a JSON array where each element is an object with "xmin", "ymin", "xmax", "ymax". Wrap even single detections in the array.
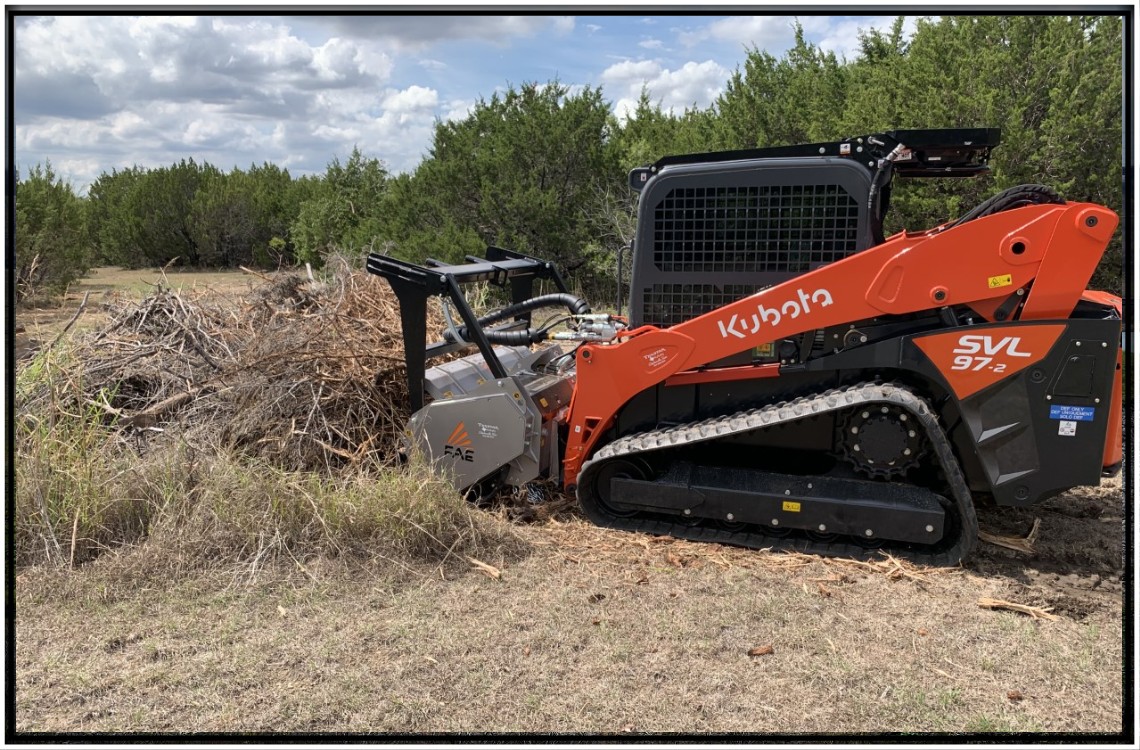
[
  {"xmin": 977, "ymin": 596, "xmax": 1059, "ymax": 621},
  {"xmin": 17, "ymin": 257, "xmax": 446, "ymax": 474}
]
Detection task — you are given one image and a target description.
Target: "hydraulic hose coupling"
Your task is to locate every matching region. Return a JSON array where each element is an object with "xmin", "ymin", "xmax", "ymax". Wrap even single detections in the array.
[{"xmin": 551, "ymin": 314, "xmax": 625, "ymax": 342}]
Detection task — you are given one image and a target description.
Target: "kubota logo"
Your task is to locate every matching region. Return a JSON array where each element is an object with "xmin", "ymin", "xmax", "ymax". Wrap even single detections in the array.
[
  {"xmin": 443, "ymin": 422, "xmax": 475, "ymax": 462},
  {"xmin": 716, "ymin": 287, "xmax": 834, "ymax": 339}
]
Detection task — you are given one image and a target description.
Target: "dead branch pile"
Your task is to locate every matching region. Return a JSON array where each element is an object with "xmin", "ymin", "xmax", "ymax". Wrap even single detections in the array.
[{"xmin": 17, "ymin": 258, "xmax": 446, "ymax": 474}]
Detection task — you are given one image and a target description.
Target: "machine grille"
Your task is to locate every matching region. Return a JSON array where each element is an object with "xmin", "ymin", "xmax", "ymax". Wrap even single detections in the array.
[
  {"xmin": 652, "ymin": 184, "xmax": 860, "ymax": 273},
  {"xmin": 642, "ymin": 283, "xmax": 759, "ymax": 328}
]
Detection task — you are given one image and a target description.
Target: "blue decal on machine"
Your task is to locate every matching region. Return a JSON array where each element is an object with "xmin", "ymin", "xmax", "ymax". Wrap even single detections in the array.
[{"xmin": 1049, "ymin": 405, "xmax": 1095, "ymax": 422}]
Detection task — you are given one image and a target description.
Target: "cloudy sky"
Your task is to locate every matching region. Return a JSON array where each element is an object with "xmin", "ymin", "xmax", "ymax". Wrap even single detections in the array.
[{"xmin": 12, "ymin": 13, "xmax": 922, "ymax": 194}]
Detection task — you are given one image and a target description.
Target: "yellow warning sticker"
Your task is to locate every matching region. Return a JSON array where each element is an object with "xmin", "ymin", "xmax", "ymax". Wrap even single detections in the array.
[
  {"xmin": 988, "ymin": 274, "xmax": 1013, "ymax": 289},
  {"xmin": 753, "ymin": 343, "xmax": 775, "ymax": 358},
  {"xmin": 782, "ymin": 501, "xmax": 801, "ymax": 513}
]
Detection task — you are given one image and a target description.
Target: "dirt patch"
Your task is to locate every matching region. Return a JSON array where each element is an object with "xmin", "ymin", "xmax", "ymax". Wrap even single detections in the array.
[{"xmin": 966, "ymin": 475, "xmax": 1125, "ymax": 621}]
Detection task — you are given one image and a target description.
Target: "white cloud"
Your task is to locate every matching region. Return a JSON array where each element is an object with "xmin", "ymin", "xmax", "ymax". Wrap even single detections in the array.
[
  {"xmin": 183, "ymin": 117, "xmax": 225, "ymax": 146},
  {"xmin": 13, "ymin": 14, "xmax": 431, "ymax": 186},
  {"xmin": 639, "ymin": 38, "xmax": 664, "ymax": 50},
  {"xmin": 677, "ymin": 15, "xmax": 928, "ymax": 61},
  {"xmin": 652, "ymin": 60, "xmax": 728, "ymax": 110},
  {"xmin": 312, "ymin": 123, "xmax": 360, "ymax": 143},
  {"xmin": 17, "ymin": 16, "xmax": 128, "ymax": 78},
  {"xmin": 443, "ymin": 99, "xmax": 476, "ymax": 123},
  {"xmin": 17, "ymin": 117, "xmax": 103, "ymax": 151},
  {"xmin": 679, "ymin": 16, "xmax": 801, "ymax": 51},
  {"xmin": 601, "ymin": 59, "xmax": 663, "ymax": 85},
  {"xmin": 108, "ymin": 111, "xmax": 148, "ymax": 141},
  {"xmin": 586, "ymin": 24, "xmax": 602, "ymax": 34},
  {"xmin": 310, "ymin": 88, "xmax": 383, "ymax": 119},
  {"xmin": 603, "ymin": 58, "xmax": 728, "ymax": 121},
  {"xmin": 296, "ymin": 16, "xmax": 574, "ymax": 50},
  {"xmin": 382, "ymin": 85, "xmax": 440, "ymax": 113},
  {"xmin": 551, "ymin": 17, "xmax": 575, "ymax": 35},
  {"xmin": 224, "ymin": 19, "xmax": 313, "ymax": 70},
  {"xmin": 312, "ymin": 37, "xmax": 386, "ymax": 81}
]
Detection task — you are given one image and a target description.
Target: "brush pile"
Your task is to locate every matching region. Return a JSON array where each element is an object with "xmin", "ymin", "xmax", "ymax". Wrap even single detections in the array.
[{"xmin": 17, "ymin": 257, "xmax": 446, "ymax": 474}]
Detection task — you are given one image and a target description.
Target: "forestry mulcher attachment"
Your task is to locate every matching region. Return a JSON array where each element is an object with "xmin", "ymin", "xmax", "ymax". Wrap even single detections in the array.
[{"xmin": 368, "ymin": 128, "xmax": 1124, "ymax": 565}]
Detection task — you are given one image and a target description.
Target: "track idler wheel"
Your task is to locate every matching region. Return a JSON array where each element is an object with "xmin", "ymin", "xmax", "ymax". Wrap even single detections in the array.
[{"xmin": 591, "ymin": 458, "xmax": 654, "ymax": 519}]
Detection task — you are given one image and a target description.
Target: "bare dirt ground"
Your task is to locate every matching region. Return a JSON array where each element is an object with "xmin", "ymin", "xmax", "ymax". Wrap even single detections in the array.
[{"xmin": 13, "ymin": 476, "xmax": 1127, "ymax": 736}]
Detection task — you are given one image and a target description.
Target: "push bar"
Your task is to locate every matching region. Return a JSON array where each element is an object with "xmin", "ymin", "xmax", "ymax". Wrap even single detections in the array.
[{"xmin": 367, "ymin": 247, "xmax": 569, "ymax": 412}]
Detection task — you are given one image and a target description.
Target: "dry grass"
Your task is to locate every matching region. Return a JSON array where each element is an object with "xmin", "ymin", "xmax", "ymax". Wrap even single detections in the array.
[
  {"xmin": 13, "ymin": 516, "xmax": 1124, "ymax": 734},
  {"xmin": 11, "ymin": 259, "xmax": 502, "ymax": 570},
  {"xmin": 12, "ymin": 398, "xmax": 521, "ymax": 574},
  {"xmin": 10, "ymin": 267, "xmax": 1127, "ymax": 737}
]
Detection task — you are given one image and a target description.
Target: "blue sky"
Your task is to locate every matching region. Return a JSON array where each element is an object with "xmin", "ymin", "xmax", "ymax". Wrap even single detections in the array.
[{"xmin": 12, "ymin": 13, "xmax": 922, "ymax": 193}]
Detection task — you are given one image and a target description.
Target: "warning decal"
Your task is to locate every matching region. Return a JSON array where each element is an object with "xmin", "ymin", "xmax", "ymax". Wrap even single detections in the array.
[{"xmin": 1049, "ymin": 405, "xmax": 1095, "ymax": 422}]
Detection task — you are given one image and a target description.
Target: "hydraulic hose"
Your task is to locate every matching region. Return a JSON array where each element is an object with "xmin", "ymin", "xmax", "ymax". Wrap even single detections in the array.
[
  {"xmin": 947, "ymin": 184, "xmax": 1065, "ymax": 230},
  {"xmin": 867, "ymin": 140, "xmax": 907, "ymax": 246},
  {"xmin": 443, "ymin": 293, "xmax": 592, "ymax": 345}
]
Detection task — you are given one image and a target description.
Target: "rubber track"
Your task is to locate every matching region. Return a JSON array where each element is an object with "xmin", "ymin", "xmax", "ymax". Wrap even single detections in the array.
[{"xmin": 576, "ymin": 382, "xmax": 979, "ymax": 566}]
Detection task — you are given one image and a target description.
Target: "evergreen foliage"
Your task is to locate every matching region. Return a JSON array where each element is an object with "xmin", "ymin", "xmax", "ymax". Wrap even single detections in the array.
[
  {"xmin": 16, "ymin": 14, "xmax": 1124, "ymax": 301},
  {"xmin": 14, "ymin": 163, "xmax": 91, "ymax": 303}
]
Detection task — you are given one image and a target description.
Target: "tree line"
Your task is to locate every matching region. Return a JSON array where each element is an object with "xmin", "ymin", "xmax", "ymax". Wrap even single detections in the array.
[{"xmin": 14, "ymin": 15, "xmax": 1124, "ymax": 303}]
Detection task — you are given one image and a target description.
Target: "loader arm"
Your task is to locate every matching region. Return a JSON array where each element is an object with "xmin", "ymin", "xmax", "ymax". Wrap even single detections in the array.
[{"xmin": 562, "ymin": 201, "xmax": 1118, "ymax": 489}]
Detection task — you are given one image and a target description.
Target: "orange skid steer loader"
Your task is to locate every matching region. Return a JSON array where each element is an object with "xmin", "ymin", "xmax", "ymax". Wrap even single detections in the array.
[{"xmin": 369, "ymin": 129, "xmax": 1124, "ymax": 565}]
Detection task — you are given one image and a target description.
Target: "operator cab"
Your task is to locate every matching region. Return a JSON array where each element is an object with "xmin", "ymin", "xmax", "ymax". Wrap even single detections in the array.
[{"xmin": 625, "ymin": 129, "xmax": 1001, "ymax": 329}]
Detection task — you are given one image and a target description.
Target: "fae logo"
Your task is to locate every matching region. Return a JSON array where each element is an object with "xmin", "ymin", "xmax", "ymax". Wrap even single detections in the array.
[
  {"xmin": 914, "ymin": 324, "xmax": 1066, "ymax": 399},
  {"xmin": 443, "ymin": 422, "xmax": 475, "ymax": 462},
  {"xmin": 717, "ymin": 287, "xmax": 834, "ymax": 339}
]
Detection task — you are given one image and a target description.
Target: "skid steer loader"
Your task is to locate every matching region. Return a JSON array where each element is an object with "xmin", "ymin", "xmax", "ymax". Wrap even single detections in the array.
[{"xmin": 368, "ymin": 128, "xmax": 1124, "ymax": 565}]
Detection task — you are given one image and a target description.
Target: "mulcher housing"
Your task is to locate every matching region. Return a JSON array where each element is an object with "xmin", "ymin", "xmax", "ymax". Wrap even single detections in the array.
[{"xmin": 369, "ymin": 128, "xmax": 1123, "ymax": 565}]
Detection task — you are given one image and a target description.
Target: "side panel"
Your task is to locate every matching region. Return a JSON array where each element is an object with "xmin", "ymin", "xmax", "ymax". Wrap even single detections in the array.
[
  {"xmin": 912, "ymin": 324, "xmax": 1066, "ymax": 399},
  {"xmin": 409, "ymin": 375, "xmax": 543, "ymax": 490},
  {"xmin": 907, "ymin": 319, "xmax": 1120, "ymax": 505}
]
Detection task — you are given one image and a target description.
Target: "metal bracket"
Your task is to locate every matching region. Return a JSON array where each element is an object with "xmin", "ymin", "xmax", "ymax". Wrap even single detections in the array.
[{"xmin": 366, "ymin": 247, "xmax": 569, "ymax": 413}]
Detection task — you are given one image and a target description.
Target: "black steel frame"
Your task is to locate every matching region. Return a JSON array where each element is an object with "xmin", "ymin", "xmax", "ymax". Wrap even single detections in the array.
[{"xmin": 366, "ymin": 246, "xmax": 569, "ymax": 412}]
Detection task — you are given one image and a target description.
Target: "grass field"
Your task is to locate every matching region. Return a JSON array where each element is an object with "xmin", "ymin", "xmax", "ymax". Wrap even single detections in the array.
[
  {"xmin": 14, "ymin": 266, "xmax": 260, "ymax": 358},
  {"xmin": 10, "ymin": 268, "xmax": 1130, "ymax": 738},
  {"xmin": 12, "ymin": 491, "xmax": 1126, "ymax": 735}
]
